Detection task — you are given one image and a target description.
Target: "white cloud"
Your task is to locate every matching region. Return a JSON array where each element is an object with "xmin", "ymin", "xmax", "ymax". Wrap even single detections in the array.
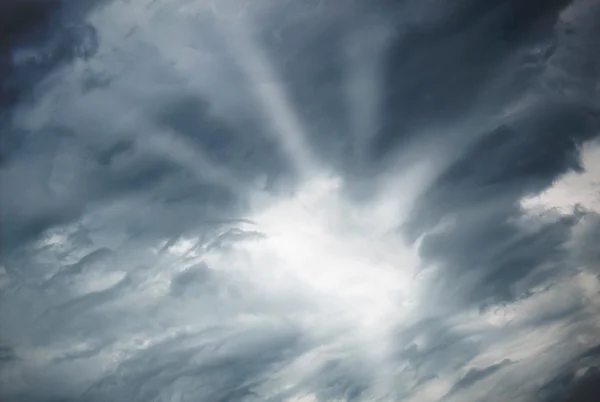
[{"xmin": 521, "ymin": 140, "xmax": 600, "ymax": 215}]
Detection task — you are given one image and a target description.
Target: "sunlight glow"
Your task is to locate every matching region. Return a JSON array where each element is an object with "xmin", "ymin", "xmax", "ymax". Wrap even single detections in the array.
[{"xmin": 235, "ymin": 174, "xmax": 421, "ymax": 331}]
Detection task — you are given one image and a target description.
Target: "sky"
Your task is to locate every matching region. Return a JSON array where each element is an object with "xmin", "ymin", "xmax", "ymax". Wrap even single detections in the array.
[{"xmin": 1, "ymin": 0, "xmax": 599, "ymax": 401}]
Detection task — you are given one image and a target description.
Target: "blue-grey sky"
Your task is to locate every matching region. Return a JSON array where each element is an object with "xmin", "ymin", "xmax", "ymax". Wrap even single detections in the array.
[{"xmin": 1, "ymin": 1, "xmax": 599, "ymax": 401}]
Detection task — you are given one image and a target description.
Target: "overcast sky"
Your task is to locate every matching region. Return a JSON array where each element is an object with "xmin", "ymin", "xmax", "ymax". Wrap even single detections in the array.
[{"xmin": 1, "ymin": 1, "xmax": 599, "ymax": 401}]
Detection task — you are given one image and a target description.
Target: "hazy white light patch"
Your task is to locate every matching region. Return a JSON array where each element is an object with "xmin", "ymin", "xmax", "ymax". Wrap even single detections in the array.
[
  {"xmin": 154, "ymin": 169, "xmax": 428, "ymax": 400},
  {"xmin": 521, "ymin": 141, "xmax": 600, "ymax": 214},
  {"xmin": 166, "ymin": 237, "xmax": 199, "ymax": 257},
  {"xmin": 406, "ymin": 378, "xmax": 454, "ymax": 402},
  {"xmin": 244, "ymin": 174, "xmax": 421, "ymax": 329},
  {"xmin": 76, "ymin": 271, "xmax": 128, "ymax": 295},
  {"xmin": 287, "ymin": 394, "xmax": 318, "ymax": 402},
  {"xmin": 373, "ymin": 155, "xmax": 443, "ymax": 227},
  {"xmin": 40, "ymin": 232, "xmax": 69, "ymax": 247}
]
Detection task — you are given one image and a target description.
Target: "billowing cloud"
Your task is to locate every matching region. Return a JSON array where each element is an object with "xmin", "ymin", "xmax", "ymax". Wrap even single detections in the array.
[{"xmin": 1, "ymin": 0, "xmax": 599, "ymax": 401}]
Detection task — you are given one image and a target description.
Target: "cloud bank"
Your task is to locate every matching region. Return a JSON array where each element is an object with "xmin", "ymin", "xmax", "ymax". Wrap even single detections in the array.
[{"xmin": 1, "ymin": 0, "xmax": 599, "ymax": 401}]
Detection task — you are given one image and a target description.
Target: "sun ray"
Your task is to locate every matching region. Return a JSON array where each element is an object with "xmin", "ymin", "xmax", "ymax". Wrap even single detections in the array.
[
  {"xmin": 119, "ymin": 110, "xmax": 254, "ymax": 197},
  {"xmin": 218, "ymin": 19, "xmax": 321, "ymax": 178},
  {"xmin": 343, "ymin": 24, "xmax": 390, "ymax": 167},
  {"xmin": 143, "ymin": 128, "xmax": 253, "ymax": 195}
]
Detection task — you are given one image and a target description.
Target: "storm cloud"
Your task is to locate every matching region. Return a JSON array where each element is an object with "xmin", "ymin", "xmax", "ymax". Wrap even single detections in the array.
[{"xmin": 1, "ymin": 0, "xmax": 599, "ymax": 401}]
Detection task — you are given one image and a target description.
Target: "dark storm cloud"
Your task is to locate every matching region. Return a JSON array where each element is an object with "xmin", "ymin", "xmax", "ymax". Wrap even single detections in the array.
[
  {"xmin": 1, "ymin": 0, "xmax": 600, "ymax": 401},
  {"xmin": 0, "ymin": 1, "xmax": 103, "ymax": 114},
  {"xmin": 400, "ymin": 0, "xmax": 600, "ymax": 308},
  {"xmin": 372, "ymin": 0, "xmax": 576, "ymax": 163},
  {"xmin": 0, "ymin": 0, "xmax": 58, "ymax": 110},
  {"xmin": 0, "ymin": 1, "xmax": 108, "ymax": 252},
  {"xmin": 537, "ymin": 343, "xmax": 600, "ymax": 402}
]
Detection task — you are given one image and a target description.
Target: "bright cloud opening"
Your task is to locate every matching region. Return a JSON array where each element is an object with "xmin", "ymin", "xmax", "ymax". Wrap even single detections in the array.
[{"xmin": 201, "ymin": 173, "xmax": 422, "ymax": 340}]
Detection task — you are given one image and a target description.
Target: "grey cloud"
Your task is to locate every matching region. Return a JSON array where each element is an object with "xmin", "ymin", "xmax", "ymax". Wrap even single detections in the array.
[
  {"xmin": 414, "ymin": 206, "xmax": 581, "ymax": 308},
  {"xmin": 569, "ymin": 212, "xmax": 600, "ymax": 273},
  {"xmin": 0, "ymin": 1, "xmax": 104, "ymax": 114},
  {"xmin": 306, "ymin": 358, "xmax": 372, "ymax": 402},
  {"xmin": 153, "ymin": 94, "xmax": 291, "ymax": 186},
  {"xmin": 401, "ymin": 7, "xmax": 600, "ymax": 305},
  {"xmin": 81, "ymin": 326, "xmax": 305, "ymax": 402},
  {"xmin": 444, "ymin": 359, "xmax": 513, "ymax": 398},
  {"xmin": 372, "ymin": 0, "xmax": 577, "ymax": 163},
  {"xmin": 169, "ymin": 262, "xmax": 213, "ymax": 297},
  {"xmin": 537, "ymin": 343, "xmax": 600, "ymax": 402},
  {"xmin": 1, "ymin": 0, "xmax": 600, "ymax": 401}
]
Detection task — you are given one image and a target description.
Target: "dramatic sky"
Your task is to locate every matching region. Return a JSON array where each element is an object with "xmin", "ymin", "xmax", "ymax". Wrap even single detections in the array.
[{"xmin": 1, "ymin": 1, "xmax": 600, "ymax": 401}]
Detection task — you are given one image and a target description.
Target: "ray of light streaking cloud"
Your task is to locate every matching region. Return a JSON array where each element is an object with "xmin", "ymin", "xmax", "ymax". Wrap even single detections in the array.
[
  {"xmin": 217, "ymin": 17, "xmax": 321, "ymax": 178},
  {"xmin": 1, "ymin": 0, "xmax": 600, "ymax": 401},
  {"xmin": 342, "ymin": 22, "xmax": 390, "ymax": 167}
]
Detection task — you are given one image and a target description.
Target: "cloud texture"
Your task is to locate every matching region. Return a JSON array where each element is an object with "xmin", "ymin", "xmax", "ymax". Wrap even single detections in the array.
[{"xmin": 1, "ymin": 1, "xmax": 599, "ymax": 401}]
